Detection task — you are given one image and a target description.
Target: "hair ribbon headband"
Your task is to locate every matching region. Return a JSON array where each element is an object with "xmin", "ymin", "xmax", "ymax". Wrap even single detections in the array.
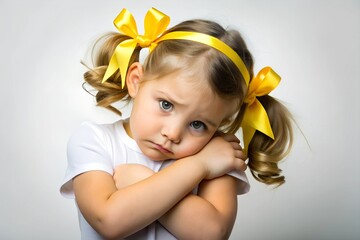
[
  {"xmin": 102, "ymin": 8, "xmax": 280, "ymax": 150},
  {"xmin": 102, "ymin": 8, "xmax": 250, "ymax": 86},
  {"xmin": 155, "ymin": 32, "xmax": 250, "ymax": 85}
]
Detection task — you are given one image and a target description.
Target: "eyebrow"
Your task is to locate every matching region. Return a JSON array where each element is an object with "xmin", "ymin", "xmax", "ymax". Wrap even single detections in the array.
[
  {"xmin": 158, "ymin": 90, "xmax": 218, "ymax": 129},
  {"xmin": 202, "ymin": 117, "xmax": 218, "ymax": 129},
  {"xmin": 158, "ymin": 90, "xmax": 186, "ymax": 106}
]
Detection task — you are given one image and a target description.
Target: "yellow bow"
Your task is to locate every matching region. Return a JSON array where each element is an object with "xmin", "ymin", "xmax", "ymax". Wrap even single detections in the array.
[
  {"xmin": 242, "ymin": 67, "xmax": 281, "ymax": 152},
  {"xmin": 102, "ymin": 8, "xmax": 170, "ymax": 87}
]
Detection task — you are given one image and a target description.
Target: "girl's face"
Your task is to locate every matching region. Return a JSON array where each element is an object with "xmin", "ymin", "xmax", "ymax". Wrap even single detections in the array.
[{"xmin": 125, "ymin": 64, "xmax": 236, "ymax": 161}]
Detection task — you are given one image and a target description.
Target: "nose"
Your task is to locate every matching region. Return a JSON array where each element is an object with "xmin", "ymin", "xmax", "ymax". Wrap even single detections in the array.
[{"xmin": 161, "ymin": 121, "xmax": 182, "ymax": 144}]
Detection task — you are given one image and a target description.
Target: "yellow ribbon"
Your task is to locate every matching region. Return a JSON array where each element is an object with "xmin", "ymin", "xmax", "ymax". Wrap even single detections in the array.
[
  {"xmin": 102, "ymin": 8, "xmax": 170, "ymax": 86},
  {"xmin": 155, "ymin": 31, "xmax": 250, "ymax": 86},
  {"xmin": 242, "ymin": 67, "xmax": 281, "ymax": 152},
  {"xmin": 102, "ymin": 8, "xmax": 251, "ymax": 87}
]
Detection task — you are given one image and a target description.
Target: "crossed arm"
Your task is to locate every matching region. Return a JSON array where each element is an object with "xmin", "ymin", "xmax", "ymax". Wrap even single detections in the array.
[
  {"xmin": 114, "ymin": 163, "xmax": 239, "ymax": 239},
  {"xmin": 73, "ymin": 135, "xmax": 246, "ymax": 239}
]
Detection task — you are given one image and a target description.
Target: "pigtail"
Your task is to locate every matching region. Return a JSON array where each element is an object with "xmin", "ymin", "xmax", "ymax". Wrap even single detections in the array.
[
  {"xmin": 83, "ymin": 32, "xmax": 141, "ymax": 115},
  {"xmin": 247, "ymin": 95, "xmax": 293, "ymax": 186}
]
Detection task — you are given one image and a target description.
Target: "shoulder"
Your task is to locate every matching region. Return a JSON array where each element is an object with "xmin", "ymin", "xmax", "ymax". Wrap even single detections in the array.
[
  {"xmin": 68, "ymin": 120, "xmax": 121, "ymax": 149},
  {"xmin": 61, "ymin": 120, "xmax": 124, "ymax": 198},
  {"xmin": 71, "ymin": 121, "xmax": 118, "ymax": 139},
  {"xmin": 66, "ymin": 120, "xmax": 125, "ymax": 170}
]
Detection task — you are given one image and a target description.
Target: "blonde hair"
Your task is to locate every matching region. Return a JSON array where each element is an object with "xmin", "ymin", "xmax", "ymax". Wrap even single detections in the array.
[{"xmin": 83, "ymin": 19, "xmax": 293, "ymax": 186}]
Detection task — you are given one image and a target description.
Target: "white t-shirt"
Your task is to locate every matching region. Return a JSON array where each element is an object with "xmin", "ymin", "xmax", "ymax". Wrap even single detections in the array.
[{"xmin": 60, "ymin": 120, "xmax": 250, "ymax": 240}]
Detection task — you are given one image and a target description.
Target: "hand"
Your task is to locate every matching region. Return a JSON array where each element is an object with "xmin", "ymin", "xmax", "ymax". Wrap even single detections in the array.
[
  {"xmin": 113, "ymin": 164, "xmax": 155, "ymax": 189},
  {"xmin": 194, "ymin": 134, "xmax": 247, "ymax": 180}
]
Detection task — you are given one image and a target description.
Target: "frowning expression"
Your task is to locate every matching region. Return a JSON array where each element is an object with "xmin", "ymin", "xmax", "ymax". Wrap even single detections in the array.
[{"xmin": 124, "ymin": 63, "xmax": 235, "ymax": 161}]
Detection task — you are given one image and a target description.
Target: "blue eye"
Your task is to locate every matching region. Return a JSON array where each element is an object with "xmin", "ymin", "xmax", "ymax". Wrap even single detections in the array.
[
  {"xmin": 159, "ymin": 100, "xmax": 173, "ymax": 112},
  {"xmin": 190, "ymin": 121, "xmax": 206, "ymax": 131}
]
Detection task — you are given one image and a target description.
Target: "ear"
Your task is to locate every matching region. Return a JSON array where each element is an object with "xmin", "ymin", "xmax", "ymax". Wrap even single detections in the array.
[{"xmin": 126, "ymin": 62, "xmax": 144, "ymax": 98}]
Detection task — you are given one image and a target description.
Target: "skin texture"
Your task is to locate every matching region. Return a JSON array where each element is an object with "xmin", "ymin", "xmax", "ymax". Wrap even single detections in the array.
[
  {"xmin": 125, "ymin": 63, "xmax": 235, "ymax": 161},
  {"xmin": 73, "ymin": 63, "xmax": 247, "ymax": 239}
]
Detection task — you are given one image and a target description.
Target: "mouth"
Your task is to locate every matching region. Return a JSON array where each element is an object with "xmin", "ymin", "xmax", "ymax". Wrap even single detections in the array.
[{"xmin": 153, "ymin": 143, "xmax": 173, "ymax": 155}]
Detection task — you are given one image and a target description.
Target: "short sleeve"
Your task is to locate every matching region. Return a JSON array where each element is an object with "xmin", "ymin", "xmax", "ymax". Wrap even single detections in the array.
[
  {"xmin": 60, "ymin": 122, "xmax": 114, "ymax": 198},
  {"xmin": 227, "ymin": 170, "xmax": 250, "ymax": 195}
]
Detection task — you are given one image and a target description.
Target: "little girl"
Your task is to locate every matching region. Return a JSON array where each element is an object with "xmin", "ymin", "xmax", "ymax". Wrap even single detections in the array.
[{"xmin": 61, "ymin": 8, "xmax": 293, "ymax": 239}]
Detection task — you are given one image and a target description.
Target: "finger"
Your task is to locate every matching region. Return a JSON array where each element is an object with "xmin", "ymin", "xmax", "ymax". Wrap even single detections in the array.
[
  {"xmin": 230, "ymin": 142, "xmax": 246, "ymax": 159},
  {"xmin": 234, "ymin": 157, "xmax": 247, "ymax": 172},
  {"xmin": 230, "ymin": 142, "xmax": 243, "ymax": 151},
  {"xmin": 234, "ymin": 149, "xmax": 247, "ymax": 161}
]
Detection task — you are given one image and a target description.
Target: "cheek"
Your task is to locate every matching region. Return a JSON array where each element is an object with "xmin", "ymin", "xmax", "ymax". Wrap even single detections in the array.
[{"xmin": 131, "ymin": 101, "xmax": 159, "ymax": 136}]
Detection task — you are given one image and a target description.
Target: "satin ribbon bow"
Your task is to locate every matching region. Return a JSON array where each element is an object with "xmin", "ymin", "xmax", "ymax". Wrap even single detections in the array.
[
  {"xmin": 242, "ymin": 67, "xmax": 281, "ymax": 152},
  {"xmin": 102, "ymin": 8, "xmax": 170, "ymax": 87}
]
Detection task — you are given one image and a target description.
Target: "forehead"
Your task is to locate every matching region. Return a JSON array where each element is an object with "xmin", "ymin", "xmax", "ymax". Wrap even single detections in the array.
[{"xmin": 145, "ymin": 54, "xmax": 212, "ymax": 93}]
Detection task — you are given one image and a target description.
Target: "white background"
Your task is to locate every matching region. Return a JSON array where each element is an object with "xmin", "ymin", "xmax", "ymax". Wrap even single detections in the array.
[{"xmin": 0, "ymin": 0, "xmax": 359, "ymax": 239}]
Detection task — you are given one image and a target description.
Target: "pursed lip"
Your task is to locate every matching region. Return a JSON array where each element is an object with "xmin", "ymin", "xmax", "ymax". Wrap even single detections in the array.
[{"xmin": 153, "ymin": 142, "xmax": 173, "ymax": 154}]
